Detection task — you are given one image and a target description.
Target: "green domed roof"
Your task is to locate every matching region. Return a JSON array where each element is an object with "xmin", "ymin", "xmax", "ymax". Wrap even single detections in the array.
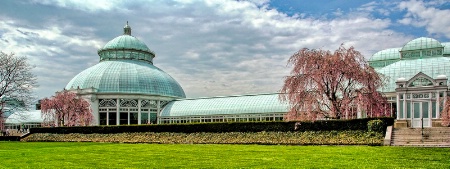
[
  {"xmin": 401, "ymin": 37, "xmax": 443, "ymax": 51},
  {"xmin": 66, "ymin": 60, "xmax": 186, "ymax": 98},
  {"xmin": 101, "ymin": 35, "xmax": 151, "ymax": 52},
  {"xmin": 370, "ymin": 48, "xmax": 401, "ymax": 61},
  {"xmin": 66, "ymin": 23, "xmax": 185, "ymax": 98},
  {"xmin": 97, "ymin": 23, "xmax": 155, "ymax": 63}
]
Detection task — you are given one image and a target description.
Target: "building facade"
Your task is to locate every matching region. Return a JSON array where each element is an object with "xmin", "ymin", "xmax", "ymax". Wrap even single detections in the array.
[{"xmin": 369, "ymin": 37, "xmax": 450, "ymax": 127}]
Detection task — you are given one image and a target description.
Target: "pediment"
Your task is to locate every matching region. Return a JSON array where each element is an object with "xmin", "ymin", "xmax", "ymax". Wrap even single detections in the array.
[{"xmin": 406, "ymin": 72, "xmax": 435, "ymax": 87}]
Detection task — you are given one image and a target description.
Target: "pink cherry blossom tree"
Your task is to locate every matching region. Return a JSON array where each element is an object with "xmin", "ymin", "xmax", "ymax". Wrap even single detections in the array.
[
  {"xmin": 41, "ymin": 90, "xmax": 93, "ymax": 126},
  {"xmin": 280, "ymin": 45, "xmax": 390, "ymax": 121}
]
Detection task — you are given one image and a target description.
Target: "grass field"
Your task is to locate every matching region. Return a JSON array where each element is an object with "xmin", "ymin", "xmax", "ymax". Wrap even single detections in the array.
[{"xmin": 0, "ymin": 142, "xmax": 449, "ymax": 168}]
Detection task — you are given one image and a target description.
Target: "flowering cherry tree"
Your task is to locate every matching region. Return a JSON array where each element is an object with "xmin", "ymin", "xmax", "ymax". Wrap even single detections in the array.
[
  {"xmin": 41, "ymin": 90, "xmax": 93, "ymax": 126},
  {"xmin": 280, "ymin": 45, "xmax": 390, "ymax": 121}
]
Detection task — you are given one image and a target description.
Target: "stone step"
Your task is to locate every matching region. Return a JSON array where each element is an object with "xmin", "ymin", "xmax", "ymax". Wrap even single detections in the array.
[
  {"xmin": 392, "ymin": 130, "xmax": 450, "ymax": 134},
  {"xmin": 392, "ymin": 136, "xmax": 450, "ymax": 139},
  {"xmin": 392, "ymin": 135, "xmax": 450, "ymax": 138},
  {"xmin": 392, "ymin": 140, "xmax": 450, "ymax": 143},
  {"xmin": 390, "ymin": 127, "xmax": 450, "ymax": 146},
  {"xmin": 391, "ymin": 144, "xmax": 450, "ymax": 147}
]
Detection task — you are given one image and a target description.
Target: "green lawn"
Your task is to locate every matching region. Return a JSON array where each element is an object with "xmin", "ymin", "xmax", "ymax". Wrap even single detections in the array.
[{"xmin": 0, "ymin": 142, "xmax": 449, "ymax": 168}]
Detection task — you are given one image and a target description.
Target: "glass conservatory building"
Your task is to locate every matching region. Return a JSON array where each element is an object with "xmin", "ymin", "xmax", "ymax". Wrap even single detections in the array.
[
  {"xmin": 65, "ymin": 23, "xmax": 288, "ymax": 125},
  {"xmin": 369, "ymin": 37, "xmax": 450, "ymax": 127},
  {"xmin": 58, "ymin": 24, "xmax": 450, "ymax": 127}
]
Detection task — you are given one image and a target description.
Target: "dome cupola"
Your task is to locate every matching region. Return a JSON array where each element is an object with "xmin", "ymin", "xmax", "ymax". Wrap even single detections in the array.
[{"xmin": 97, "ymin": 22, "xmax": 156, "ymax": 64}]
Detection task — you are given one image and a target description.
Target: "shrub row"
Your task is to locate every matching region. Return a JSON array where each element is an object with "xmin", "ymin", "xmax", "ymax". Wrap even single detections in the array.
[
  {"xmin": 22, "ymin": 131, "xmax": 384, "ymax": 145},
  {"xmin": 29, "ymin": 117, "xmax": 394, "ymax": 134}
]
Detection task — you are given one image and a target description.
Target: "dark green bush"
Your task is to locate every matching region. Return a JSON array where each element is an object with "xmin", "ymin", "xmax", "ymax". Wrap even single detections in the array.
[
  {"xmin": 29, "ymin": 117, "xmax": 394, "ymax": 134},
  {"xmin": 367, "ymin": 119, "xmax": 384, "ymax": 132}
]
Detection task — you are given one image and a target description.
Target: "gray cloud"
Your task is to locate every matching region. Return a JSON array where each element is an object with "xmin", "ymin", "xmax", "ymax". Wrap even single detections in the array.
[{"xmin": 1, "ymin": 0, "xmax": 417, "ymax": 99}]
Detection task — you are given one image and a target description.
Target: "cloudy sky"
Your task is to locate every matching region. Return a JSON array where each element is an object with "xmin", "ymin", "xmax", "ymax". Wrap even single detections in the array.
[{"xmin": 1, "ymin": 0, "xmax": 450, "ymax": 99}]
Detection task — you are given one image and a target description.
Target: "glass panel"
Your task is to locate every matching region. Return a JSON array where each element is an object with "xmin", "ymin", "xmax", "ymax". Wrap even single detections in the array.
[
  {"xmin": 399, "ymin": 101, "xmax": 403, "ymax": 118},
  {"xmin": 407, "ymin": 102, "xmax": 411, "ymax": 118},
  {"xmin": 432, "ymin": 101, "xmax": 437, "ymax": 118},
  {"xmin": 414, "ymin": 103, "xmax": 420, "ymax": 118},
  {"xmin": 130, "ymin": 113, "xmax": 138, "ymax": 124},
  {"xmin": 422, "ymin": 102, "xmax": 428, "ymax": 118},
  {"xmin": 99, "ymin": 113, "xmax": 107, "ymax": 125},
  {"xmin": 109, "ymin": 113, "xmax": 117, "ymax": 125},
  {"xmin": 141, "ymin": 113, "xmax": 149, "ymax": 124},
  {"xmin": 120, "ymin": 113, "xmax": 128, "ymax": 125},
  {"xmin": 150, "ymin": 113, "xmax": 157, "ymax": 124},
  {"xmin": 391, "ymin": 103, "xmax": 397, "ymax": 119}
]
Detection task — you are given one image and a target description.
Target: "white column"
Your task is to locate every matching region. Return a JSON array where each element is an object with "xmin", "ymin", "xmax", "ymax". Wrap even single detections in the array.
[
  {"xmin": 356, "ymin": 104, "xmax": 362, "ymax": 119},
  {"xmin": 437, "ymin": 91, "xmax": 440, "ymax": 119},
  {"xmin": 157, "ymin": 100, "xmax": 161, "ymax": 124},
  {"xmin": 138, "ymin": 99, "xmax": 141, "ymax": 125},
  {"xmin": 396, "ymin": 93, "xmax": 400, "ymax": 119},
  {"xmin": 116, "ymin": 98, "xmax": 120, "ymax": 125}
]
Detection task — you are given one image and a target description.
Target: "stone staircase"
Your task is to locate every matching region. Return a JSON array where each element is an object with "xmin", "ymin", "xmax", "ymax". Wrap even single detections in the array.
[{"xmin": 390, "ymin": 127, "xmax": 450, "ymax": 147}]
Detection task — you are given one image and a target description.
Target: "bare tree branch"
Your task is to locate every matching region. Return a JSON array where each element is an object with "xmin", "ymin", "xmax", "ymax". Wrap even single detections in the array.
[{"xmin": 0, "ymin": 52, "xmax": 38, "ymax": 130}]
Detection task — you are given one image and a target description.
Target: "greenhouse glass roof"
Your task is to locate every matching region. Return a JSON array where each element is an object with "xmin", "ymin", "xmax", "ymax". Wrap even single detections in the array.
[
  {"xmin": 371, "ymin": 37, "xmax": 450, "ymax": 93},
  {"xmin": 401, "ymin": 37, "xmax": 443, "ymax": 51},
  {"xmin": 66, "ymin": 60, "xmax": 185, "ymax": 97},
  {"xmin": 377, "ymin": 57, "xmax": 450, "ymax": 93},
  {"xmin": 369, "ymin": 48, "xmax": 401, "ymax": 61},
  {"xmin": 160, "ymin": 93, "xmax": 289, "ymax": 117},
  {"xmin": 442, "ymin": 42, "xmax": 450, "ymax": 55}
]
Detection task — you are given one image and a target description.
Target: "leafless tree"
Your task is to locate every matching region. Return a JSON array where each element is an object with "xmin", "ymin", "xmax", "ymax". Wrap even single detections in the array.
[{"xmin": 0, "ymin": 52, "xmax": 38, "ymax": 130}]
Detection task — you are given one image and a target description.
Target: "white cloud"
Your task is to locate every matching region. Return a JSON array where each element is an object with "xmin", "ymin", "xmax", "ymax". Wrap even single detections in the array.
[
  {"xmin": 30, "ymin": 0, "xmax": 125, "ymax": 12},
  {"xmin": 1, "ymin": 0, "xmax": 414, "ymax": 98},
  {"xmin": 398, "ymin": 0, "xmax": 450, "ymax": 38}
]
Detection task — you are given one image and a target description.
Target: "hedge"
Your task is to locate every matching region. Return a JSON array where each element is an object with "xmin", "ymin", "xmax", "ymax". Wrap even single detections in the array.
[
  {"xmin": 29, "ymin": 117, "xmax": 394, "ymax": 134},
  {"xmin": 22, "ymin": 131, "xmax": 384, "ymax": 145}
]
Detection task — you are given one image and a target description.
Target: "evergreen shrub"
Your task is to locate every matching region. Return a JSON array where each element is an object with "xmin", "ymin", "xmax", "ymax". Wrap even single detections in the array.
[
  {"xmin": 367, "ymin": 119, "xmax": 385, "ymax": 132},
  {"xmin": 30, "ymin": 117, "xmax": 394, "ymax": 134}
]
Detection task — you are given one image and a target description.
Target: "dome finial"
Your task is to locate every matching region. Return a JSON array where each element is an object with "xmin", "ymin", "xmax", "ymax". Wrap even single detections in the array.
[{"xmin": 124, "ymin": 21, "xmax": 131, "ymax": 35}]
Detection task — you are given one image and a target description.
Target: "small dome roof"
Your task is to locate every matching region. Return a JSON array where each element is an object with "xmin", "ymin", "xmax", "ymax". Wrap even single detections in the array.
[
  {"xmin": 401, "ymin": 37, "xmax": 443, "ymax": 51},
  {"xmin": 66, "ymin": 60, "xmax": 186, "ymax": 98},
  {"xmin": 100, "ymin": 35, "xmax": 151, "ymax": 52},
  {"xmin": 396, "ymin": 77, "xmax": 406, "ymax": 82},
  {"xmin": 370, "ymin": 48, "xmax": 401, "ymax": 61},
  {"xmin": 97, "ymin": 23, "xmax": 155, "ymax": 63},
  {"xmin": 437, "ymin": 74, "xmax": 447, "ymax": 79}
]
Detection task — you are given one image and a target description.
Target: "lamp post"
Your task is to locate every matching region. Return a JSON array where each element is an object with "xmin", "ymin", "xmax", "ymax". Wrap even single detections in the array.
[{"xmin": 421, "ymin": 117, "xmax": 424, "ymax": 141}]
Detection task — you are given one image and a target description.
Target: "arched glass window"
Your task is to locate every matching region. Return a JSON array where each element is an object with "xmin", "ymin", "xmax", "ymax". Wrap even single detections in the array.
[{"xmin": 408, "ymin": 77, "xmax": 433, "ymax": 87}]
